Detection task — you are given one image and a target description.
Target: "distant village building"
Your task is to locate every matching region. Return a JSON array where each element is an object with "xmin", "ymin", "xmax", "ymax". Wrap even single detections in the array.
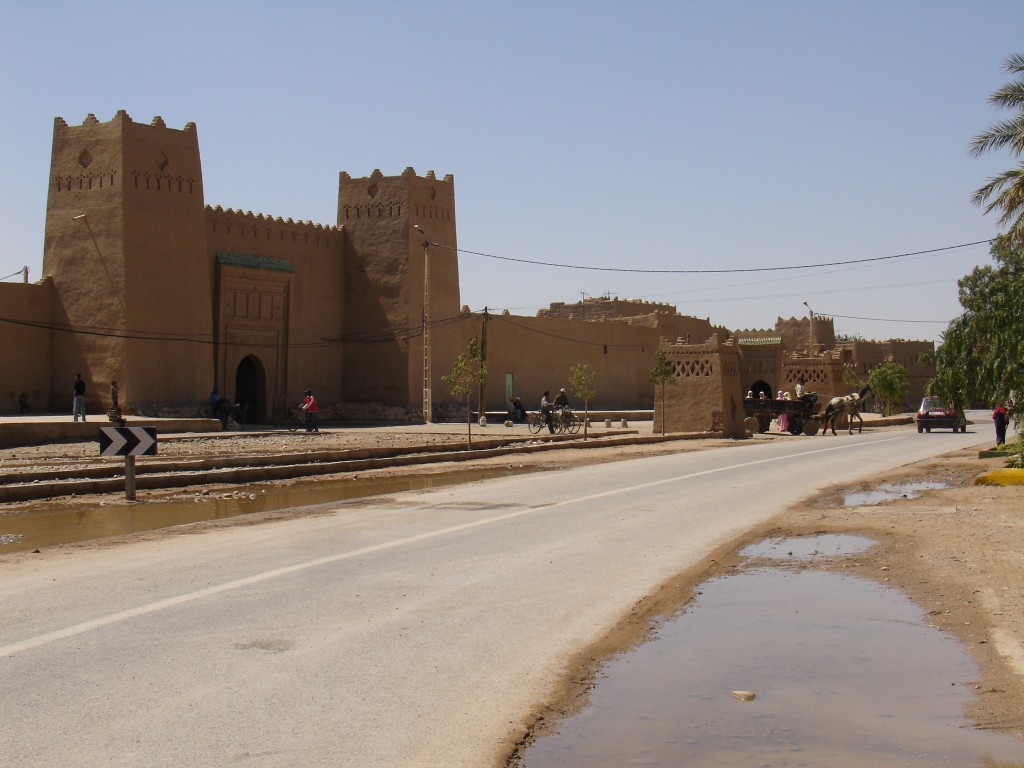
[{"xmin": 0, "ymin": 111, "xmax": 935, "ymax": 424}]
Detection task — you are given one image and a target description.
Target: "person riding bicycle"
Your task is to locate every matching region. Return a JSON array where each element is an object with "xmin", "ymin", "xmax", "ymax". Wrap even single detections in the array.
[
  {"xmin": 540, "ymin": 391, "xmax": 556, "ymax": 434},
  {"xmin": 553, "ymin": 388, "xmax": 572, "ymax": 431},
  {"xmin": 554, "ymin": 388, "xmax": 570, "ymax": 412}
]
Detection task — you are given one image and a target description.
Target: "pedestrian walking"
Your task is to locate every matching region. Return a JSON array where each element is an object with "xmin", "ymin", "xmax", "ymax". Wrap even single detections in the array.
[
  {"xmin": 300, "ymin": 389, "xmax": 319, "ymax": 432},
  {"xmin": 993, "ymin": 405, "xmax": 1009, "ymax": 447},
  {"xmin": 72, "ymin": 373, "xmax": 86, "ymax": 422}
]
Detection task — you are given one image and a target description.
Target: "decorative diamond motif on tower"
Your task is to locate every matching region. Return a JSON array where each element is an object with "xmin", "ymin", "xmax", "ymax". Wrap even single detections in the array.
[
  {"xmin": 78, "ymin": 149, "xmax": 92, "ymax": 168},
  {"xmin": 158, "ymin": 151, "xmax": 169, "ymax": 171}
]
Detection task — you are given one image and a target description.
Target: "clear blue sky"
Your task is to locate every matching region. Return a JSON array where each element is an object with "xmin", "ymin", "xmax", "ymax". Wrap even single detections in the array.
[{"xmin": 2, "ymin": 1, "xmax": 1021, "ymax": 342}]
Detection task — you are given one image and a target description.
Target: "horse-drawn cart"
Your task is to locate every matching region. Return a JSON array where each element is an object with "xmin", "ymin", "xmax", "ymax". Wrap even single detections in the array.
[{"xmin": 743, "ymin": 395, "xmax": 821, "ymax": 436}]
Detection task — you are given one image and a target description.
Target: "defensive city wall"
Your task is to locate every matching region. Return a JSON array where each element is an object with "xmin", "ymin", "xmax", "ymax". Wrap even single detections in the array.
[{"xmin": 0, "ymin": 111, "xmax": 936, "ymax": 423}]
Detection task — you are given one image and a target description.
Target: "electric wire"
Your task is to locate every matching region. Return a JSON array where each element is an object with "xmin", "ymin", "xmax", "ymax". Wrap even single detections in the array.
[
  {"xmin": 427, "ymin": 238, "xmax": 993, "ymax": 274},
  {"xmin": 0, "ymin": 311, "xmax": 471, "ymax": 349}
]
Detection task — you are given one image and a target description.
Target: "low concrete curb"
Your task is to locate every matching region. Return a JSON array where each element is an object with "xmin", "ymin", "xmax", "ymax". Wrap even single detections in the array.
[
  {"xmin": 0, "ymin": 417, "xmax": 222, "ymax": 449},
  {"xmin": 0, "ymin": 431, "xmax": 721, "ymax": 503}
]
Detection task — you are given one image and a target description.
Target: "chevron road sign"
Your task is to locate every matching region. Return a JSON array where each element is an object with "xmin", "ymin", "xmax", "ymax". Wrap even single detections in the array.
[{"xmin": 99, "ymin": 426, "xmax": 158, "ymax": 457}]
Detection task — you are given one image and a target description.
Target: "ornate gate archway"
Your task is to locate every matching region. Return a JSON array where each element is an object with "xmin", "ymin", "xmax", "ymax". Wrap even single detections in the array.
[{"xmin": 234, "ymin": 355, "xmax": 267, "ymax": 424}]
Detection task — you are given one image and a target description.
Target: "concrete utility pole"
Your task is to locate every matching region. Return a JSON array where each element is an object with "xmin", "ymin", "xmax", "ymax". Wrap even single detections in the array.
[
  {"xmin": 415, "ymin": 225, "xmax": 432, "ymax": 423},
  {"xmin": 478, "ymin": 307, "xmax": 488, "ymax": 421},
  {"xmin": 803, "ymin": 300, "xmax": 815, "ymax": 353}
]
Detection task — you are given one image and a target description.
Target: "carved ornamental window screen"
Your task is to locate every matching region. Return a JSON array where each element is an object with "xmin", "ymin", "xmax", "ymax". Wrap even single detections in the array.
[{"xmin": 672, "ymin": 357, "xmax": 714, "ymax": 378}]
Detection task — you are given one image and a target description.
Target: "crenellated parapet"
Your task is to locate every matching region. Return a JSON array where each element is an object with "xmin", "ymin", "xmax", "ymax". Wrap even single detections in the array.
[
  {"xmin": 53, "ymin": 109, "xmax": 197, "ymax": 133},
  {"xmin": 206, "ymin": 205, "xmax": 341, "ymax": 249},
  {"xmin": 50, "ymin": 110, "xmax": 200, "ymax": 198},
  {"xmin": 339, "ymin": 167, "xmax": 455, "ymax": 223}
]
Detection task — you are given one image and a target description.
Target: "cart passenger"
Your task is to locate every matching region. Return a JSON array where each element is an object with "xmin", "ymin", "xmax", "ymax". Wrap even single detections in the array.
[{"xmin": 776, "ymin": 390, "xmax": 789, "ymax": 432}]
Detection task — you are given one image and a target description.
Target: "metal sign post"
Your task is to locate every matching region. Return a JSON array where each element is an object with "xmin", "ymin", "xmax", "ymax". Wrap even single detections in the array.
[{"xmin": 99, "ymin": 426, "xmax": 158, "ymax": 501}]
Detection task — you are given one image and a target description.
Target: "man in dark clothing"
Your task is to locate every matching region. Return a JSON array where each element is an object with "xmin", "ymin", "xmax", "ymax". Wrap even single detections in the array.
[
  {"xmin": 73, "ymin": 373, "xmax": 86, "ymax": 422},
  {"xmin": 541, "ymin": 391, "xmax": 555, "ymax": 434},
  {"xmin": 554, "ymin": 388, "xmax": 569, "ymax": 409},
  {"xmin": 214, "ymin": 396, "xmax": 233, "ymax": 430}
]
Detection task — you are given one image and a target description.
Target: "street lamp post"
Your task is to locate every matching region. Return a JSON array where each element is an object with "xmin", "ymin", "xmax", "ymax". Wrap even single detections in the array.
[
  {"xmin": 802, "ymin": 301, "xmax": 815, "ymax": 353},
  {"xmin": 414, "ymin": 225, "xmax": 432, "ymax": 423}
]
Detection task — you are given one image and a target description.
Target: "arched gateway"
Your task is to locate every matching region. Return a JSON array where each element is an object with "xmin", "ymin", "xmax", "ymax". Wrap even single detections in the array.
[{"xmin": 234, "ymin": 355, "xmax": 267, "ymax": 424}]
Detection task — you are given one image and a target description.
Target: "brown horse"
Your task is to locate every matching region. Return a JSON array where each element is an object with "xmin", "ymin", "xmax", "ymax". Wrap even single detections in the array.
[{"xmin": 820, "ymin": 386, "xmax": 872, "ymax": 435}]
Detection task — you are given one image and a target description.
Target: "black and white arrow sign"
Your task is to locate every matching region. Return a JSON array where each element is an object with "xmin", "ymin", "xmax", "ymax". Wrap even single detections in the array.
[{"xmin": 99, "ymin": 426, "xmax": 158, "ymax": 457}]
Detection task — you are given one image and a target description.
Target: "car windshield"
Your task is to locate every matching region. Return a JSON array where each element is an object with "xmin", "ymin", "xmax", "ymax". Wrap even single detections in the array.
[{"xmin": 921, "ymin": 397, "xmax": 948, "ymax": 410}]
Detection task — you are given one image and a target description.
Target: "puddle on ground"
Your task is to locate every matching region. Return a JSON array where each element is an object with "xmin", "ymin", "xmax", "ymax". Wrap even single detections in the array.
[
  {"xmin": 845, "ymin": 481, "xmax": 948, "ymax": 507},
  {"xmin": 518, "ymin": 537, "xmax": 1024, "ymax": 768},
  {"xmin": 0, "ymin": 466, "xmax": 534, "ymax": 554},
  {"xmin": 740, "ymin": 533, "xmax": 876, "ymax": 560}
]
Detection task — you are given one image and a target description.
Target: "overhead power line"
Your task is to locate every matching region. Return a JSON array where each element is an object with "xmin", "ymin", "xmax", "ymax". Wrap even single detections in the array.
[
  {"xmin": 823, "ymin": 312, "xmax": 952, "ymax": 324},
  {"xmin": 428, "ymin": 239, "xmax": 993, "ymax": 274},
  {"xmin": 0, "ymin": 312, "xmax": 470, "ymax": 348}
]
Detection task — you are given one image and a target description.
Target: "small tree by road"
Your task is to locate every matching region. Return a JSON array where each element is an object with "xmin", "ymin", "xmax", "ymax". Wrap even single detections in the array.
[
  {"xmin": 569, "ymin": 364, "xmax": 598, "ymax": 442},
  {"xmin": 867, "ymin": 362, "xmax": 909, "ymax": 416},
  {"xmin": 442, "ymin": 339, "xmax": 487, "ymax": 449},
  {"xmin": 650, "ymin": 349, "xmax": 676, "ymax": 434},
  {"xmin": 568, "ymin": 363, "xmax": 596, "ymax": 439}
]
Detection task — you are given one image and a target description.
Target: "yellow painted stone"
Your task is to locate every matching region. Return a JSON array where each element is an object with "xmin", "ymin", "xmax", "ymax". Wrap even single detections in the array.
[{"xmin": 975, "ymin": 468, "xmax": 1024, "ymax": 486}]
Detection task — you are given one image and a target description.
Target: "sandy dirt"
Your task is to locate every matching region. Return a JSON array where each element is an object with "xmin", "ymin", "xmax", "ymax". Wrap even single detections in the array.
[{"xmin": 1, "ymin": 424, "xmax": 1021, "ymax": 760}]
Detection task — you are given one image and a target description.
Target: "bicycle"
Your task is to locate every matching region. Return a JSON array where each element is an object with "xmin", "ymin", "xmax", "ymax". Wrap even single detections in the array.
[
  {"xmin": 527, "ymin": 410, "xmax": 549, "ymax": 435},
  {"xmin": 557, "ymin": 407, "xmax": 581, "ymax": 434},
  {"xmin": 527, "ymin": 408, "xmax": 579, "ymax": 435}
]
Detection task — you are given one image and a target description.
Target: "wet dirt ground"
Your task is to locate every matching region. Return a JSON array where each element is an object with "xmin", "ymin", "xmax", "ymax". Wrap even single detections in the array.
[{"xmin": 516, "ymin": 533, "xmax": 1024, "ymax": 766}]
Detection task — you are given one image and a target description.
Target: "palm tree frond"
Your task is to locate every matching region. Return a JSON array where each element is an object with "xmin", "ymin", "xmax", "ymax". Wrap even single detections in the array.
[{"xmin": 969, "ymin": 115, "xmax": 1024, "ymax": 158}]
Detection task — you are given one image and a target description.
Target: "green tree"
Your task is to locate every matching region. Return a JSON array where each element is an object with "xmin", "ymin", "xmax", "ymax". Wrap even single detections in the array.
[
  {"xmin": 970, "ymin": 53, "xmax": 1024, "ymax": 240},
  {"xmin": 841, "ymin": 363, "xmax": 863, "ymax": 392},
  {"xmin": 649, "ymin": 349, "xmax": 676, "ymax": 434},
  {"xmin": 932, "ymin": 236, "xmax": 1023, "ymax": 431},
  {"xmin": 867, "ymin": 362, "xmax": 909, "ymax": 416},
  {"xmin": 568, "ymin": 363, "xmax": 597, "ymax": 440},
  {"xmin": 441, "ymin": 338, "xmax": 487, "ymax": 449}
]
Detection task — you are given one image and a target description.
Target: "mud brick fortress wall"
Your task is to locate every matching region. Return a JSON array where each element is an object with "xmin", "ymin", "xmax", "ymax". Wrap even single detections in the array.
[{"xmin": 0, "ymin": 111, "xmax": 936, "ymax": 421}]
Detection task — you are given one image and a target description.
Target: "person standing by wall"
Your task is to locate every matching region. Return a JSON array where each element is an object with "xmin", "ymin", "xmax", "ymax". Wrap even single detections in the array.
[
  {"xmin": 72, "ymin": 373, "xmax": 86, "ymax": 422},
  {"xmin": 110, "ymin": 381, "xmax": 119, "ymax": 411},
  {"xmin": 300, "ymin": 389, "xmax": 319, "ymax": 433}
]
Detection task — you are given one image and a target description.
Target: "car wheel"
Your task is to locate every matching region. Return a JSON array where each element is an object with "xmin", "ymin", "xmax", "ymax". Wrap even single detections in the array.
[{"xmin": 917, "ymin": 424, "xmax": 923, "ymax": 433}]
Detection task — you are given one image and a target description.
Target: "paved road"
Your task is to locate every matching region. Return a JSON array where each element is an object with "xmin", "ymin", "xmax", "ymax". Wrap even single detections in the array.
[{"xmin": 0, "ymin": 422, "xmax": 994, "ymax": 767}]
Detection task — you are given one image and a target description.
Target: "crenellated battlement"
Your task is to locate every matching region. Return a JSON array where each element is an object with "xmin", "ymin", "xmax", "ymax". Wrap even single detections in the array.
[
  {"xmin": 206, "ymin": 205, "xmax": 340, "ymax": 249},
  {"xmin": 53, "ymin": 110, "xmax": 197, "ymax": 133},
  {"xmin": 731, "ymin": 326, "xmax": 777, "ymax": 338},
  {"xmin": 339, "ymin": 167, "xmax": 455, "ymax": 224},
  {"xmin": 50, "ymin": 109, "xmax": 201, "ymax": 200}
]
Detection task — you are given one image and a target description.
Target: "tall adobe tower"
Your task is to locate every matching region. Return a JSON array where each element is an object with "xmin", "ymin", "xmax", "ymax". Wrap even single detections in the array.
[
  {"xmin": 338, "ymin": 168, "xmax": 461, "ymax": 412},
  {"xmin": 43, "ymin": 111, "xmax": 213, "ymax": 413}
]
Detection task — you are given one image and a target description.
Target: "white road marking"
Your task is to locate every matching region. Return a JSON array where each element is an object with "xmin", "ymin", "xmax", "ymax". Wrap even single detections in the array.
[{"xmin": 1, "ymin": 436, "xmax": 905, "ymax": 657}]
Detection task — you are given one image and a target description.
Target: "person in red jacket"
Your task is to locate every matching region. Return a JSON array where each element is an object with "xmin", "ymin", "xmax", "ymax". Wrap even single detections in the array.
[
  {"xmin": 300, "ymin": 389, "xmax": 319, "ymax": 433},
  {"xmin": 993, "ymin": 405, "xmax": 1009, "ymax": 447}
]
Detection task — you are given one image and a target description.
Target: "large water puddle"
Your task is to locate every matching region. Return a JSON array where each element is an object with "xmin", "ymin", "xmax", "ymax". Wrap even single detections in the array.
[
  {"xmin": 517, "ymin": 536, "xmax": 1024, "ymax": 767},
  {"xmin": 0, "ymin": 466, "xmax": 532, "ymax": 554}
]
